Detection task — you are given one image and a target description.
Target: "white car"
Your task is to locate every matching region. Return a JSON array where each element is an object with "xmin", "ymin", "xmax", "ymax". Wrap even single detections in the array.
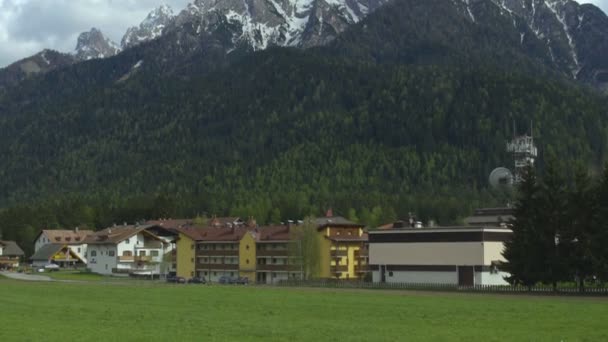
[{"xmin": 44, "ymin": 264, "xmax": 60, "ymax": 271}]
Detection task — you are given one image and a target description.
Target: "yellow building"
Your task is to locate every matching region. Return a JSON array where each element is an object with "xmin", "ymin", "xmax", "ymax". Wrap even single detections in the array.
[
  {"xmin": 173, "ymin": 214, "xmax": 369, "ymax": 283},
  {"xmin": 175, "ymin": 231, "xmax": 197, "ymax": 278},
  {"xmin": 315, "ymin": 215, "xmax": 368, "ymax": 280}
]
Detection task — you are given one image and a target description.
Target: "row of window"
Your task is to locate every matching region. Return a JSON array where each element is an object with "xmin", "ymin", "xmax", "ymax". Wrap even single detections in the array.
[{"xmin": 90, "ymin": 250, "xmax": 160, "ymax": 257}]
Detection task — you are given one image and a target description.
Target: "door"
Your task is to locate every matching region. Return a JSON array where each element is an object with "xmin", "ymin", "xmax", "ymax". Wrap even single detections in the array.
[{"xmin": 458, "ymin": 266, "xmax": 474, "ymax": 286}]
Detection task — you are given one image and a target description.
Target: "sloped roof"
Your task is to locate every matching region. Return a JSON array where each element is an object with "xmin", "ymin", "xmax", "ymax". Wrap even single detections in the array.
[
  {"xmin": 257, "ymin": 225, "xmax": 292, "ymax": 242},
  {"xmin": 145, "ymin": 219, "xmax": 193, "ymax": 229},
  {"xmin": 84, "ymin": 225, "xmax": 160, "ymax": 245},
  {"xmin": 36, "ymin": 229, "xmax": 94, "ymax": 244},
  {"xmin": 327, "ymin": 233, "xmax": 369, "ymax": 242},
  {"xmin": 0, "ymin": 240, "xmax": 25, "ymax": 256},
  {"xmin": 316, "ymin": 216, "xmax": 362, "ymax": 228},
  {"xmin": 30, "ymin": 244, "xmax": 64, "ymax": 261}
]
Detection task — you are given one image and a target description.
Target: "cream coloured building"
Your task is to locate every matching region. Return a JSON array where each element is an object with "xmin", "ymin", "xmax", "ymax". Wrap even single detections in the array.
[{"xmin": 369, "ymin": 227, "xmax": 512, "ymax": 286}]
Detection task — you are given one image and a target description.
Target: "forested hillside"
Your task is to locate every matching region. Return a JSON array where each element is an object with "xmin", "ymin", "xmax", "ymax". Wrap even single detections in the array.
[{"xmin": 0, "ymin": 0, "xmax": 607, "ymax": 255}]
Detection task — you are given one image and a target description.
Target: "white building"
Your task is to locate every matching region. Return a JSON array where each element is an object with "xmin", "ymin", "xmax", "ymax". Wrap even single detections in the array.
[
  {"xmin": 84, "ymin": 225, "xmax": 175, "ymax": 276},
  {"xmin": 34, "ymin": 229, "xmax": 94, "ymax": 264},
  {"xmin": 369, "ymin": 226, "xmax": 512, "ymax": 286}
]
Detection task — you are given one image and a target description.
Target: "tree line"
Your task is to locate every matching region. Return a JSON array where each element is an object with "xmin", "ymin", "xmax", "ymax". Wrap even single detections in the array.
[{"xmin": 503, "ymin": 156, "xmax": 608, "ymax": 291}]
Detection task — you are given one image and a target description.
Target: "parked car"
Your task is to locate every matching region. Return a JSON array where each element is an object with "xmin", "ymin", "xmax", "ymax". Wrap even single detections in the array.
[
  {"xmin": 188, "ymin": 277, "xmax": 206, "ymax": 284},
  {"xmin": 234, "ymin": 277, "xmax": 249, "ymax": 285},
  {"xmin": 44, "ymin": 264, "xmax": 60, "ymax": 272},
  {"xmin": 218, "ymin": 275, "xmax": 232, "ymax": 284},
  {"xmin": 166, "ymin": 275, "xmax": 187, "ymax": 284},
  {"xmin": 218, "ymin": 276, "xmax": 248, "ymax": 285}
]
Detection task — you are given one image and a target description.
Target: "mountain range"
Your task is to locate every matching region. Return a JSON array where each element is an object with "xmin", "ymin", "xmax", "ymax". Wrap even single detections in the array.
[
  {"xmin": 0, "ymin": 0, "xmax": 607, "ymax": 231},
  {"xmin": 1, "ymin": 0, "xmax": 608, "ymax": 91}
]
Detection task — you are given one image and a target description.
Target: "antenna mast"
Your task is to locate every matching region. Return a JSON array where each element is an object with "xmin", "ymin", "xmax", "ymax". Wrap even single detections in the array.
[{"xmin": 506, "ymin": 124, "xmax": 537, "ymax": 183}]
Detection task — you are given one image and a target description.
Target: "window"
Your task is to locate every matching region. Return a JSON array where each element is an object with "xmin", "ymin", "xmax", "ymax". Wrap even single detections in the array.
[
  {"xmin": 204, "ymin": 272, "xmax": 208, "ymax": 276},
  {"xmin": 90, "ymin": 250, "xmax": 97, "ymax": 257},
  {"xmin": 388, "ymin": 272, "xmax": 394, "ymax": 277},
  {"xmin": 105, "ymin": 264, "xmax": 108, "ymax": 270},
  {"xmin": 123, "ymin": 251, "xmax": 132, "ymax": 257},
  {"xmin": 246, "ymin": 245, "xmax": 249, "ymax": 250},
  {"xmin": 213, "ymin": 272, "xmax": 217, "ymax": 276},
  {"xmin": 109, "ymin": 251, "xmax": 115, "ymax": 257},
  {"xmin": 246, "ymin": 259, "xmax": 249, "ymax": 264},
  {"xmin": 191, "ymin": 258, "xmax": 194, "ymax": 263},
  {"xmin": 77, "ymin": 248, "xmax": 81, "ymax": 253},
  {"xmin": 230, "ymin": 272, "xmax": 234, "ymax": 276},
  {"xmin": 125, "ymin": 238, "xmax": 130, "ymax": 244},
  {"xmin": 191, "ymin": 244, "xmax": 194, "ymax": 250},
  {"xmin": 191, "ymin": 271, "xmax": 194, "ymax": 277},
  {"xmin": 151, "ymin": 250, "xmax": 159, "ymax": 257},
  {"xmin": 139, "ymin": 251, "xmax": 146, "ymax": 256}
]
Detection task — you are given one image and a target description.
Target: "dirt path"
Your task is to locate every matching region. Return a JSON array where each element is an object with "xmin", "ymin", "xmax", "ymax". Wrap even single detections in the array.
[{"xmin": 0, "ymin": 271, "xmax": 52, "ymax": 282}]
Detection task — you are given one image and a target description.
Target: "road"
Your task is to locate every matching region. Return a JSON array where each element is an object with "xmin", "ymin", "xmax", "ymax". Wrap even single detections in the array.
[{"xmin": 0, "ymin": 271, "xmax": 52, "ymax": 281}]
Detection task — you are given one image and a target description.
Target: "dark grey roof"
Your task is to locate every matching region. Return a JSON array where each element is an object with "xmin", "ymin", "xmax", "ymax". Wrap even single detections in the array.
[
  {"xmin": 30, "ymin": 244, "xmax": 64, "ymax": 261},
  {"xmin": 0, "ymin": 240, "xmax": 25, "ymax": 256}
]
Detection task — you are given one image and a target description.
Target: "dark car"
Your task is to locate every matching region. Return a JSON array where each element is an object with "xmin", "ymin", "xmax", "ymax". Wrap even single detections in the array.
[
  {"xmin": 234, "ymin": 277, "xmax": 249, "ymax": 285},
  {"xmin": 166, "ymin": 275, "xmax": 187, "ymax": 284},
  {"xmin": 218, "ymin": 275, "xmax": 232, "ymax": 284},
  {"xmin": 188, "ymin": 277, "xmax": 206, "ymax": 284},
  {"xmin": 218, "ymin": 276, "xmax": 248, "ymax": 285}
]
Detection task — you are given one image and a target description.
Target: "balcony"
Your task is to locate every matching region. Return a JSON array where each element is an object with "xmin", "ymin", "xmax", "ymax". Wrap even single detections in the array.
[
  {"xmin": 197, "ymin": 250, "xmax": 239, "ymax": 257},
  {"xmin": 117, "ymin": 256, "xmax": 134, "ymax": 262},
  {"xmin": 331, "ymin": 250, "xmax": 348, "ymax": 258},
  {"xmin": 354, "ymin": 250, "xmax": 369, "ymax": 259},
  {"xmin": 355, "ymin": 265, "xmax": 369, "ymax": 273},
  {"xmin": 0, "ymin": 257, "xmax": 19, "ymax": 265},
  {"xmin": 257, "ymin": 249, "xmax": 289, "ymax": 257},
  {"xmin": 331, "ymin": 265, "xmax": 348, "ymax": 273},
  {"xmin": 256, "ymin": 264, "xmax": 296, "ymax": 272},
  {"xmin": 196, "ymin": 263, "xmax": 239, "ymax": 270}
]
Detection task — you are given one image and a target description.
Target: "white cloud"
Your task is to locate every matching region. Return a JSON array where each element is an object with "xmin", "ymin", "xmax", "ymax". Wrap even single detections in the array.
[{"xmin": 0, "ymin": 0, "xmax": 189, "ymax": 67}]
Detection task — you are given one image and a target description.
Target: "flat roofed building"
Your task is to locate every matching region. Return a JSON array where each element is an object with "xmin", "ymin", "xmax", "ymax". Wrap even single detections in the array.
[{"xmin": 369, "ymin": 226, "xmax": 512, "ymax": 286}]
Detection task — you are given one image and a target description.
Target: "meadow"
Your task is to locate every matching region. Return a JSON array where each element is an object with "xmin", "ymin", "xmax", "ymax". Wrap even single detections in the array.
[{"xmin": 0, "ymin": 277, "xmax": 606, "ymax": 341}]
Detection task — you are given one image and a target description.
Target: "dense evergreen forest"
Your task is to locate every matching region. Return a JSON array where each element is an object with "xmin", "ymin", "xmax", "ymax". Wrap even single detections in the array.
[{"xmin": 0, "ymin": 0, "xmax": 607, "ymax": 256}]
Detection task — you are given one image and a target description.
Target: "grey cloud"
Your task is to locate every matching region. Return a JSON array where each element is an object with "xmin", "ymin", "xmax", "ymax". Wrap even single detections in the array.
[{"xmin": 0, "ymin": 0, "xmax": 189, "ymax": 67}]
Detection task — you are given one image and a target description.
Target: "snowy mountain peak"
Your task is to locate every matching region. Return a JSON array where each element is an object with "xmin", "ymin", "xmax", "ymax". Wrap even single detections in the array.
[
  {"xmin": 172, "ymin": 0, "xmax": 388, "ymax": 50},
  {"xmin": 121, "ymin": 4, "xmax": 176, "ymax": 49},
  {"xmin": 74, "ymin": 28, "xmax": 121, "ymax": 61}
]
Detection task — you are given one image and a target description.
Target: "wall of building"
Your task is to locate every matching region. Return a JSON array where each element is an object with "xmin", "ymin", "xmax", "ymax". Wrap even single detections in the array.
[
  {"xmin": 483, "ymin": 241, "xmax": 507, "ymax": 265},
  {"xmin": 87, "ymin": 245, "xmax": 117, "ymax": 275},
  {"xmin": 478, "ymin": 270, "xmax": 510, "ymax": 285},
  {"xmin": 317, "ymin": 230, "xmax": 332, "ymax": 278},
  {"xmin": 370, "ymin": 242, "xmax": 485, "ymax": 266},
  {"xmin": 176, "ymin": 233, "xmax": 195, "ymax": 278},
  {"xmin": 239, "ymin": 232, "xmax": 256, "ymax": 281}
]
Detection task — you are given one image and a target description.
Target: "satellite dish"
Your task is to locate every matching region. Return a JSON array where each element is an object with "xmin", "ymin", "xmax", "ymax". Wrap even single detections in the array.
[{"xmin": 489, "ymin": 167, "xmax": 514, "ymax": 188}]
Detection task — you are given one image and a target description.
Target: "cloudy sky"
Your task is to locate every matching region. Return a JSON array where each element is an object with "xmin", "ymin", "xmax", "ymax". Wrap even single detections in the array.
[{"xmin": 0, "ymin": 0, "xmax": 607, "ymax": 68}]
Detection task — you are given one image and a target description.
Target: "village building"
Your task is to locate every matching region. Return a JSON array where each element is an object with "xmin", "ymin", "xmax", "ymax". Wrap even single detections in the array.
[
  {"xmin": 83, "ymin": 225, "xmax": 176, "ymax": 277},
  {"xmin": 173, "ymin": 212, "xmax": 370, "ymax": 283},
  {"xmin": 0, "ymin": 240, "xmax": 25, "ymax": 270},
  {"xmin": 34, "ymin": 229, "xmax": 94, "ymax": 264},
  {"xmin": 368, "ymin": 225, "xmax": 512, "ymax": 286},
  {"xmin": 30, "ymin": 244, "xmax": 86, "ymax": 268}
]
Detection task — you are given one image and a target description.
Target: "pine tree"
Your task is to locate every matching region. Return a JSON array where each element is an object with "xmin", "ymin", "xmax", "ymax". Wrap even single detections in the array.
[
  {"xmin": 537, "ymin": 153, "xmax": 570, "ymax": 289},
  {"xmin": 563, "ymin": 163, "xmax": 596, "ymax": 291},
  {"xmin": 592, "ymin": 164, "xmax": 608, "ymax": 283},
  {"xmin": 502, "ymin": 165, "xmax": 542, "ymax": 287}
]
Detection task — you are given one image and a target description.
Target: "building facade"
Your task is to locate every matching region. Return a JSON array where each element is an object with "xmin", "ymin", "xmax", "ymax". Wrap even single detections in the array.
[
  {"xmin": 84, "ymin": 225, "xmax": 174, "ymax": 276},
  {"xmin": 369, "ymin": 227, "xmax": 512, "ymax": 286},
  {"xmin": 34, "ymin": 229, "xmax": 93, "ymax": 264},
  {"xmin": 0, "ymin": 240, "xmax": 25, "ymax": 269}
]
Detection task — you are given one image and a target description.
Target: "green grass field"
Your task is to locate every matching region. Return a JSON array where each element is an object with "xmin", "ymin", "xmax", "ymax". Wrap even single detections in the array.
[{"xmin": 0, "ymin": 278, "xmax": 606, "ymax": 341}]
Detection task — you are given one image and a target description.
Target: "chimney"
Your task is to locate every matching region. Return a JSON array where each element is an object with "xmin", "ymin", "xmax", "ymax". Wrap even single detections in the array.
[{"xmin": 326, "ymin": 208, "xmax": 333, "ymax": 218}]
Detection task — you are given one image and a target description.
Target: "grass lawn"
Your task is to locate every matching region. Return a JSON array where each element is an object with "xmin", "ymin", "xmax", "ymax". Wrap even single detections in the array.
[
  {"xmin": 0, "ymin": 279, "xmax": 606, "ymax": 341},
  {"xmin": 44, "ymin": 270, "xmax": 119, "ymax": 282}
]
